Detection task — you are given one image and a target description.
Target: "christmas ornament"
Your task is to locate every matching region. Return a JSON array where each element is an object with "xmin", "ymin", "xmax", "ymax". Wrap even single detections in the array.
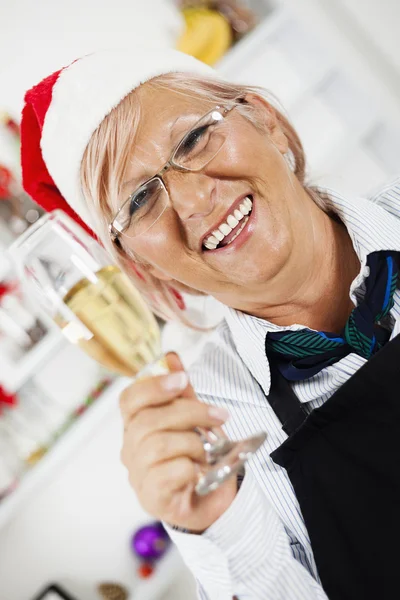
[{"xmin": 131, "ymin": 521, "xmax": 171, "ymax": 578}]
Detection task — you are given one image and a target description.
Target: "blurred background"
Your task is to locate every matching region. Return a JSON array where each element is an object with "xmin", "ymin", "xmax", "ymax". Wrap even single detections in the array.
[{"xmin": 0, "ymin": 1, "xmax": 399, "ymax": 599}]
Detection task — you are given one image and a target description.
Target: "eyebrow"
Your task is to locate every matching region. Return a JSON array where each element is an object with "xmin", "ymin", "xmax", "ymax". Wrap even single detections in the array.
[{"xmin": 120, "ymin": 113, "xmax": 195, "ymax": 195}]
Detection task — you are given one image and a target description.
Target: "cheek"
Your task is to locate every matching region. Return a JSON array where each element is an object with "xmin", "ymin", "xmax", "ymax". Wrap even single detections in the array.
[
  {"xmin": 125, "ymin": 221, "xmax": 197, "ymax": 282},
  {"xmin": 128, "ymin": 214, "xmax": 178, "ymax": 259},
  {"xmin": 221, "ymin": 138, "xmax": 264, "ymax": 181},
  {"xmin": 222, "ymin": 138, "xmax": 291, "ymax": 218},
  {"xmin": 241, "ymin": 208, "xmax": 293, "ymax": 282}
]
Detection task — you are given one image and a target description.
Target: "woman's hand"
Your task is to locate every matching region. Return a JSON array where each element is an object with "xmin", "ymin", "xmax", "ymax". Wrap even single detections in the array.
[{"xmin": 119, "ymin": 352, "xmax": 238, "ymax": 532}]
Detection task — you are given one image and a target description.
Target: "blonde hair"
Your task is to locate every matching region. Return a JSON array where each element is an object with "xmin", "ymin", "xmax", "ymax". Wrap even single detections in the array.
[{"xmin": 80, "ymin": 72, "xmax": 322, "ymax": 324}]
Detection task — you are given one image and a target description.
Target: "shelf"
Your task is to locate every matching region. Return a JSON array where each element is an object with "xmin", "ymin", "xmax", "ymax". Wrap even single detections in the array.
[
  {"xmin": 0, "ymin": 377, "xmax": 128, "ymax": 531},
  {"xmin": 217, "ymin": 6, "xmax": 336, "ymax": 115},
  {"xmin": 0, "ymin": 328, "xmax": 66, "ymax": 393},
  {"xmin": 0, "ymin": 375, "xmax": 190, "ymax": 600},
  {"xmin": 217, "ymin": 5, "xmax": 288, "ymax": 75}
]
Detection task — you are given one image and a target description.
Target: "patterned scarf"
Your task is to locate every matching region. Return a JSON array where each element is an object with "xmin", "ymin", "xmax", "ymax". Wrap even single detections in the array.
[{"xmin": 265, "ymin": 251, "xmax": 399, "ymax": 381}]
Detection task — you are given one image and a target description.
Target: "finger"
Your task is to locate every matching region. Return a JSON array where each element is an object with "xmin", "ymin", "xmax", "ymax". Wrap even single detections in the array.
[
  {"xmin": 144, "ymin": 457, "xmax": 198, "ymax": 504},
  {"xmin": 119, "ymin": 368, "xmax": 191, "ymax": 425},
  {"xmin": 131, "ymin": 431, "xmax": 207, "ymax": 473},
  {"xmin": 131, "ymin": 398, "xmax": 229, "ymax": 443}
]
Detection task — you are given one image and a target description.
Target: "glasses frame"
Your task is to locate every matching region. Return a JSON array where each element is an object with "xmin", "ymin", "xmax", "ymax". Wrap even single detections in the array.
[{"xmin": 108, "ymin": 102, "xmax": 238, "ymax": 244}]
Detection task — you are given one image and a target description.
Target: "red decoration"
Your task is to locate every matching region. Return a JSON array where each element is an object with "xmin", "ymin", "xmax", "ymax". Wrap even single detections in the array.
[
  {"xmin": 4, "ymin": 116, "xmax": 20, "ymax": 137},
  {"xmin": 0, "ymin": 385, "xmax": 17, "ymax": 407},
  {"xmin": 73, "ymin": 405, "xmax": 87, "ymax": 417},
  {"xmin": 0, "ymin": 165, "xmax": 15, "ymax": 199},
  {"xmin": 0, "ymin": 281, "xmax": 17, "ymax": 300},
  {"xmin": 0, "ymin": 112, "xmax": 20, "ymax": 138},
  {"xmin": 137, "ymin": 563, "xmax": 154, "ymax": 579}
]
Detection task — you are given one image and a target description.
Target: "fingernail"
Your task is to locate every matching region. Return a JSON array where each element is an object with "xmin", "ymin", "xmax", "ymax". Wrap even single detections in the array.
[
  {"xmin": 208, "ymin": 406, "xmax": 230, "ymax": 422},
  {"xmin": 163, "ymin": 371, "xmax": 189, "ymax": 391}
]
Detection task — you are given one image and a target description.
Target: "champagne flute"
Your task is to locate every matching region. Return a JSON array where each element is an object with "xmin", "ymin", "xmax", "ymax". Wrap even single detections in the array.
[{"xmin": 9, "ymin": 211, "xmax": 267, "ymax": 495}]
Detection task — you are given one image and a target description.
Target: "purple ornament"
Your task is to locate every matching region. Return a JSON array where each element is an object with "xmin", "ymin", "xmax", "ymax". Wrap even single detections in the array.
[{"xmin": 131, "ymin": 521, "xmax": 171, "ymax": 561}]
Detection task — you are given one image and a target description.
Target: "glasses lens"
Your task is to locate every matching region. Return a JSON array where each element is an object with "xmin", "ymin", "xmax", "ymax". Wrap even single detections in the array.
[
  {"xmin": 113, "ymin": 178, "xmax": 169, "ymax": 239},
  {"xmin": 173, "ymin": 109, "xmax": 227, "ymax": 171}
]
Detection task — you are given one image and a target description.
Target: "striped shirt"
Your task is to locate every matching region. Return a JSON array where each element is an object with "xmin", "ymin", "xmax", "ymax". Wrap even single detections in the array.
[{"xmin": 166, "ymin": 177, "xmax": 400, "ymax": 600}]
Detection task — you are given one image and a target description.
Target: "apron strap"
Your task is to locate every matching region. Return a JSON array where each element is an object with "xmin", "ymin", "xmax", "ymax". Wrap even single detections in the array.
[{"xmin": 267, "ymin": 357, "xmax": 309, "ymax": 435}]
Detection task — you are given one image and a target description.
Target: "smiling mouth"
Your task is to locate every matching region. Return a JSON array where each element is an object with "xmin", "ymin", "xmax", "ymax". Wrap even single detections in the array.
[{"xmin": 202, "ymin": 196, "xmax": 253, "ymax": 251}]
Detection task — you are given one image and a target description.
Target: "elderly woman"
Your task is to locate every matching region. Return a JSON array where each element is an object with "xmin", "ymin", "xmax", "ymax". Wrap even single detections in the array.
[{"xmin": 21, "ymin": 49, "xmax": 400, "ymax": 600}]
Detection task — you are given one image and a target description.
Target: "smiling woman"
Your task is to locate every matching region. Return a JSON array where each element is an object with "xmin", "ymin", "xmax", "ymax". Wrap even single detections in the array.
[
  {"xmin": 79, "ymin": 70, "xmax": 313, "ymax": 323},
  {"xmin": 20, "ymin": 47, "xmax": 400, "ymax": 600}
]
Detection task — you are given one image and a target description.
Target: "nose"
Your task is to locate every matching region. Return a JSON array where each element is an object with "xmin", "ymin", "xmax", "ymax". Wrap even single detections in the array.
[{"xmin": 164, "ymin": 169, "xmax": 215, "ymax": 221}]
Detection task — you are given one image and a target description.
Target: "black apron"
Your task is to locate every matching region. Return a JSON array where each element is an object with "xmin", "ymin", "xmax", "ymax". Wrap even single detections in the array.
[{"xmin": 267, "ymin": 333, "xmax": 400, "ymax": 600}]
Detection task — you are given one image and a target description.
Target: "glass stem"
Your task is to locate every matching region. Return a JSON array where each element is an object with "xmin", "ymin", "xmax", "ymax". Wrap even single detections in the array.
[{"xmin": 136, "ymin": 354, "xmax": 231, "ymax": 462}]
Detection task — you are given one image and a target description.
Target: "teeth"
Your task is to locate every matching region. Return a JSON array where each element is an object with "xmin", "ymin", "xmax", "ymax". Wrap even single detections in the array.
[
  {"xmin": 219, "ymin": 223, "xmax": 232, "ymax": 236},
  {"xmin": 203, "ymin": 196, "xmax": 253, "ymax": 250},
  {"xmin": 206, "ymin": 234, "xmax": 220, "ymax": 245},
  {"xmin": 226, "ymin": 216, "xmax": 249, "ymax": 244},
  {"xmin": 227, "ymin": 215, "xmax": 239, "ymax": 228},
  {"xmin": 213, "ymin": 229, "xmax": 224, "ymax": 242},
  {"xmin": 239, "ymin": 202, "xmax": 250, "ymax": 215}
]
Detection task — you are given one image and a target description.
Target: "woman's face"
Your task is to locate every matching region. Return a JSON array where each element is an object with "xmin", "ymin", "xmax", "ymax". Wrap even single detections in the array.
[{"xmin": 118, "ymin": 85, "xmax": 310, "ymax": 312}]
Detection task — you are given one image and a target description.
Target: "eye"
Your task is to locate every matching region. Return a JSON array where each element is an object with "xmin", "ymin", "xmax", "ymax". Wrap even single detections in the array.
[
  {"xmin": 180, "ymin": 124, "xmax": 210, "ymax": 154},
  {"xmin": 129, "ymin": 188, "xmax": 148, "ymax": 216}
]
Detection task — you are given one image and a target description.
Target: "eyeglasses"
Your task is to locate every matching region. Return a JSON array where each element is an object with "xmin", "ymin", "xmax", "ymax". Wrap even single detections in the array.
[{"xmin": 109, "ymin": 103, "xmax": 237, "ymax": 242}]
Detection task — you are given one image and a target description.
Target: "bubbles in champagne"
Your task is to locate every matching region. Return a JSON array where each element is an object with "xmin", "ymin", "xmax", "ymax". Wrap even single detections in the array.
[{"xmin": 55, "ymin": 266, "xmax": 161, "ymax": 377}]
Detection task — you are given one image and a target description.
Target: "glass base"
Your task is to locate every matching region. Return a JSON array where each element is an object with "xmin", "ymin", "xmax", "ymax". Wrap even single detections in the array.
[{"xmin": 195, "ymin": 432, "xmax": 267, "ymax": 496}]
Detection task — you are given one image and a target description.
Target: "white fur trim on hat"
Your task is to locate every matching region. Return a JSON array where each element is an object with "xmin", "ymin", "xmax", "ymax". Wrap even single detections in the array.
[{"xmin": 40, "ymin": 48, "xmax": 217, "ymax": 231}]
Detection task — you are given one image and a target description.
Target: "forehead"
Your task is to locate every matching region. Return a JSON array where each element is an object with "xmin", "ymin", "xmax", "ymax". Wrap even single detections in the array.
[
  {"xmin": 119, "ymin": 83, "xmax": 216, "ymax": 192},
  {"xmin": 135, "ymin": 83, "xmax": 215, "ymax": 140}
]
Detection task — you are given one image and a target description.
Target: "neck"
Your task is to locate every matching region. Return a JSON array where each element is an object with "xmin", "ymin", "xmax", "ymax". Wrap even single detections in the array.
[{"xmin": 241, "ymin": 201, "xmax": 360, "ymax": 333}]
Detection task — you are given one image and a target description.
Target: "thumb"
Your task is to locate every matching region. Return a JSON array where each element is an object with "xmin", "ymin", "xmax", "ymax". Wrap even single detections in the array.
[
  {"xmin": 165, "ymin": 352, "xmax": 196, "ymax": 399},
  {"xmin": 165, "ymin": 351, "xmax": 185, "ymax": 373}
]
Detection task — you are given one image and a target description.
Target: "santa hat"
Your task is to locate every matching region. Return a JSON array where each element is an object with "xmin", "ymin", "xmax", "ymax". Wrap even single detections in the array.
[{"xmin": 21, "ymin": 48, "xmax": 216, "ymax": 237}]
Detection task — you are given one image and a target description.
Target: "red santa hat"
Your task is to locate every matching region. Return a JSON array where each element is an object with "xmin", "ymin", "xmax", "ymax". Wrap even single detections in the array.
[{"xmin": 21, "ymin": 48, "xmax": 216, "ymax": 238}]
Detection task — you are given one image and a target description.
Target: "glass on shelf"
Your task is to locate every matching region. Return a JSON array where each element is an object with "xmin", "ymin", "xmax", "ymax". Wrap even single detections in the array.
[{"xmin": 0, "ymin": 380, "xmax": 69, "ymax": 468}]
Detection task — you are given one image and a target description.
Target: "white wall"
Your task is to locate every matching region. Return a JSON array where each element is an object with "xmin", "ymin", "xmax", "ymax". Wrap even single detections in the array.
[
  {"xmin": 285, "ymin": 0, "xmax": 400, "ymax": 109},
  {"xmin": 338, "ymin": 0, "xmax": 400, "ymax": 73},
  {"xmin": 0, "ymin": 0, "xmax": 183, "ymax": 169},
  {"xmin": 0, "ymin": 0, "xmax": 182, "ymax": 114}
]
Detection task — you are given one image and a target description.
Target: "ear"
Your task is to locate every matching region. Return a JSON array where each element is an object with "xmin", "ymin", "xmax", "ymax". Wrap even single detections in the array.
[{"xmin": 243, "ymin": 93, "xmax": 289, "ymax": 155}]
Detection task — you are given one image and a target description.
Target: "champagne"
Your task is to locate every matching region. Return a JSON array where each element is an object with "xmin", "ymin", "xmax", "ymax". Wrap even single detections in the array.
[{"xmin": 56, "ymin": 265, "xmax": 161, "ymax": 377}]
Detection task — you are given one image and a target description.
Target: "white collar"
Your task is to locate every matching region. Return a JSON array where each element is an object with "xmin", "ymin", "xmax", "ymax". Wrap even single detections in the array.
[{"xmin": 222, "ymin": 188, "xmax": 400, "ymax": 397}]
